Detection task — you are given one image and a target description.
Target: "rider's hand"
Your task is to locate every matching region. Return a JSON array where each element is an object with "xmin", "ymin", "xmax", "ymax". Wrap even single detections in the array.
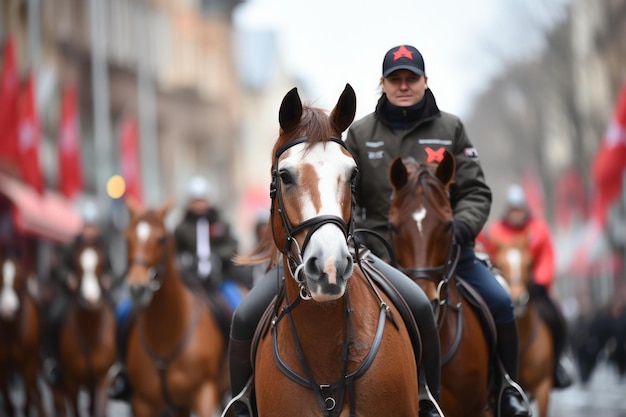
[{"xmin": 453, "ymin": 219, "xmax": 473, "ymax": 247}]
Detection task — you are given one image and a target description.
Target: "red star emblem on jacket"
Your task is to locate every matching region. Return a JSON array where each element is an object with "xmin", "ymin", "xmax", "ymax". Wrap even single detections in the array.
[
  {"xmin": 425, "ymin": 147, "xmax": 445, "ymax": 163},
  {"xmin": 393, "ymin": 45, "xmax": 413, "ymax": 61}
]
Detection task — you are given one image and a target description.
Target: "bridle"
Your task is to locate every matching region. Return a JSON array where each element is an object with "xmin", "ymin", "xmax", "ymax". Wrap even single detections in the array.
[
  {"xmin": 400, "ymin": 233, "xmax": 461, "ymax": 313},
  {"xmin": 268, "ymin": 135, "xmax": 392, "ymax": 416},
  {"xmin": 127, "ymin": 233, "xmax": 169, "ymax": 294},
  {"xmin": 269, "ymin": 135, "xmax": 356, "ymax": 299}
]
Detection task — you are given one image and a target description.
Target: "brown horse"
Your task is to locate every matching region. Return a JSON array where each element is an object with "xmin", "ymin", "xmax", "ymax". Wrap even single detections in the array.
[
  {"xmin": 388, "ymin": 154, "xmax": 492, "ymax": 417},
  {"xmin": 489, "ymin": 236, "xmax": 553, "ymax": 417},
  {"xmin": 124, "ymin": 199, "xmax": 227, "ymax": 417},
  {"xmin": 51, "ymin": 240, "xmax": 117, "ymax": 417},
  {"xmin": 0, "ymin": 255, "xmax": 47, "ymax": 417},
  {"xmin": 235, "ymin": 85, "xmax": 419, "ymax": 416}
]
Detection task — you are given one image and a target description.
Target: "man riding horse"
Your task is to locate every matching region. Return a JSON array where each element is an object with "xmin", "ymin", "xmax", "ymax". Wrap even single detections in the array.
[{"xmin": 478, "ymin": 184, "xmax": 573, "ymax": 390}]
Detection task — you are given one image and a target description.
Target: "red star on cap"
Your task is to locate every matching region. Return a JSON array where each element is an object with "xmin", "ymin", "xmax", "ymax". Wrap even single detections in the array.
[
  {"xmin": 425, "ymin": 147, "xmax": 445, "ymax": 163},
  {"xmin": 393, "ymin": 45, "xmax": 413, "ymax": 61}
]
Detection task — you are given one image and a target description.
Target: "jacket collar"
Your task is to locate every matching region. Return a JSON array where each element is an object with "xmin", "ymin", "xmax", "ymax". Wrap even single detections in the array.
[{"xmin": 375, "ymin": 88, "xmax": 441, "ymax": 130}]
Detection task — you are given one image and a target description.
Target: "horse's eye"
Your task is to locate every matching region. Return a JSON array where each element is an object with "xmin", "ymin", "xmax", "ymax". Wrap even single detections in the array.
[
  {"xmin": 279, "ymin": 169, "xmax": 295, "ymax": 186},
  {"xmin": 350, "ymin": 168, "xmax": 359, "ymax": 182}
]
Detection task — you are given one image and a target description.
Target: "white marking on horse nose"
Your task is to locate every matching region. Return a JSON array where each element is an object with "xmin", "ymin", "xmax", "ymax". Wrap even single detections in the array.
[
  {"xmin": 0, "ymin": 260, "xmax": 19, "ymax": 318},
  {"xmin": 80, "ymin": 248, "xmax": 101, "ymax": 303},
  {"xmin": 137, "ymin": 221, "xmax": 151, "ymax": 242},
  {"xmin": 412, "ymin": 206, "xmax": 427, "ymax": 236},
  {"xmin": 324, "ymin": 256, "xmax": 337, "ymax": 284}
]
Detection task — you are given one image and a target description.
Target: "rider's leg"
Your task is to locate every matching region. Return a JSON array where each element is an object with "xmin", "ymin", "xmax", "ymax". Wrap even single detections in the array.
[
  {"xmin": 42, "ymin": 294, "xmax": 68, "ymax": 385},
  {"xmin": 456, "ymin": 246, "xmax": 530, "ymax": 417},
  {"xmin": 109, "ymin": 292, "xmax": 135, "ymax": 401},
  {"xmin": 530, "ymin": 283, "xmax": 572, "ymax": 388},
  {"xmin": 366, "ymin": 255, "xmax": 443, "ymax": 417},
  {"xmin": 228, "ymin": 266, "xmax": 283, "ymax": 417}
]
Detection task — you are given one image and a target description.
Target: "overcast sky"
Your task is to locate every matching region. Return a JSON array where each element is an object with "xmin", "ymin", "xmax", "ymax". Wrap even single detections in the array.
[{"xmin": 233, "ymin": 0, "xmax": 570, "ymax": 120}]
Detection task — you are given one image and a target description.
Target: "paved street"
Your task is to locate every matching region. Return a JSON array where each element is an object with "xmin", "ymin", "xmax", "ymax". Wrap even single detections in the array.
[
  {"xmin": 3, "ymin": 359, "xmax": 626, "ymax": 416},
  {"xmin": 547, "ymin": 361, "xmax": 626, "ymax": 417}
]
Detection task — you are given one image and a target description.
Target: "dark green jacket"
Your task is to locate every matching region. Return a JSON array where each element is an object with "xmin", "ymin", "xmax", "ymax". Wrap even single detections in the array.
[
  {"xmin": 174, "ymin": 208, "xmax": 238, "ymax": 281},
  {"xmin": 345, "ymin": 89, "xmax": 492, "ymax": 245}
]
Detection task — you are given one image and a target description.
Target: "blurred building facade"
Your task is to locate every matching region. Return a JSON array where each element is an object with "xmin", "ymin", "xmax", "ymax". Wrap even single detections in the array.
[{"xmin": 0, "ymin": 0, "xmax": 247, "ymax": 274}]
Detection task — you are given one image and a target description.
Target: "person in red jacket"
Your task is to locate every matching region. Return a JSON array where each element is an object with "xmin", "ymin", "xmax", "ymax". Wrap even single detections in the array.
[{"xmin": 479, "ymin": 184, "xmax": 572, "ymax": 389}]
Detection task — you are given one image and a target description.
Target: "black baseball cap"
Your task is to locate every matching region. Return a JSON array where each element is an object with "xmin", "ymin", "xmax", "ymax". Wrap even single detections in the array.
[{"xmin": 382, "ymin": 45, "xmax": 425, "ymax": 77}]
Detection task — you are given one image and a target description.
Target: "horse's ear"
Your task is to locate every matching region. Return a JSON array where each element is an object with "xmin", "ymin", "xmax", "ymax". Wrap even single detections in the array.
[
  {"xmin": 389, "ymin": 157, "xmax": 409, "ymax": 191},
  {"xmin": 158, "ymin": 197, "xmax": 175, "ymax": 219},
  {"xmin": 279, "ymin": 87, "xmax": 303, "ymax": 133},
  {"xmin": 435, "ymin": 150, "xmax": 456, "ymax": 188},
  {"xmin": 330, "ymin": 83, "xmax": 357, "ymax": 134},
  {"xmin": 125, "ymin": 195, "xmax": 143, "ymax": 219}
]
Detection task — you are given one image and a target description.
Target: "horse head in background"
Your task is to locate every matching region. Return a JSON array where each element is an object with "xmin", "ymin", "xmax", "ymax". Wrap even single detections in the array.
[
  {"xmin": 52, "ymin": 239, "xmax": 117, "ymax": 417},
  {"xmin": 388, "ymin": 152, "xmax": 493, "ymax": 417},
  {"xmin": 0, "ymin": 253, "xmax": 46, "ymax": 417},
  {"xmin": 123, "ymin": 199, "xmax": 227, "ymax": 417},
  {"xmin": 490, "ymin": 236, "xmax": 554, "ymax": 417}
]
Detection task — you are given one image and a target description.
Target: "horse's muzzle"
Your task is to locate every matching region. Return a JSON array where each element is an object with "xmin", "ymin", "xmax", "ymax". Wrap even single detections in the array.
[{"xmin": 129, "ymin": 283, "xmax": 154, "ymax": 307}]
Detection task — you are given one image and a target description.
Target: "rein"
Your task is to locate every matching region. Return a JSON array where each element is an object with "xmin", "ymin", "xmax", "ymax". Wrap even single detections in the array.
[
  {"xmin": 271, "ymin": 268, "xmax": 390, "ymax": 417},
  {"xmin": 400, "ymin": 236, "xmax": 465, "ymax": 364},
  {"xmin": 400, "ymin": 236, "xmax": 461, "ymax": 323}
]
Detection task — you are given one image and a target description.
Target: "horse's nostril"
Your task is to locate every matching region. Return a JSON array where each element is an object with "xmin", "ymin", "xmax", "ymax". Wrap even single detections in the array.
[{"xmin": 305, "ymin": 257, "xmax": 321, "ymax": 278}]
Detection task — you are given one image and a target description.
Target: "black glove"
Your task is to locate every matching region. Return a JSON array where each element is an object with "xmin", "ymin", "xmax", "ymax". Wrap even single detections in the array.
[{"xmin": 453, "ymin": 220, "xmax": 473, "ymax": 247}]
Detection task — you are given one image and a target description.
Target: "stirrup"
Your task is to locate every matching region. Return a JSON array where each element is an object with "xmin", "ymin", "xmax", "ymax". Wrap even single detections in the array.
[
  {"xmin": 496, "ymin": 370, "xmax": 531, "ymax": 417},
  {"xmin": 221, "ymin": 376, "xmax": 254, "ymax": 417},
  {"xmin": 418, "ymin": 382, "xmax": 445, "ymax": 417}
]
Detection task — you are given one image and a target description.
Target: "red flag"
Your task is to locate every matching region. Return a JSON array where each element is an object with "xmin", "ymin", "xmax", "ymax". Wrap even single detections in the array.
[
  {"xmin": 58, "ymin": 83, "xmax": 83, "ymax": 199},
  {"xmin": 17, "ymin": 73, "xmax": 44, "ymax": 193},
  {"xmin": 0, "ymin": 35, "xmax": 19, "ymax": 165},
  {"xmin": 591, "ymin": 82, "xmax": 626, "ymax": 226},
  {"xmin": 119, "ymin": 115, "xmax": 143, "ymax": 204}
]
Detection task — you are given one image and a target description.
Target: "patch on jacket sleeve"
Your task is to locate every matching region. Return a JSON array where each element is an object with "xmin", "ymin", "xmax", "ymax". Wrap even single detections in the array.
[{"xmin": 464, "ymin": 147, "xmax": 478, "ymax": 158}]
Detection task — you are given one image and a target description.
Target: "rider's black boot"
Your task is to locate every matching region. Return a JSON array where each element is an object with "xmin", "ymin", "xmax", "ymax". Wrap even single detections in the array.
[
  {"xmin": 496, "ymin": 321, "xmax": 531, "ymax": 417},
  {"xmin": 418, "ymin": 324, "xmax": 443, "ymax": 417},
  {"xmin": 108, "ymin": 309, "xmax": 133, "ymax": 402},
  {"xmin": 41, "ymin": 295, "xmax": 65, "ymax": 386},
  {"xmin": 228, "ymin": 337, "xmax": 254, "ymax": 417},
  {"xmin": 553, "ymin": 363, "xmax": 573, "ymax": 389}
]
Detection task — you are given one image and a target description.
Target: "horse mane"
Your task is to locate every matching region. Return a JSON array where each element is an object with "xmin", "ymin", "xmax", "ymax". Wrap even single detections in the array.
[
  {"xmin": 395, "ymin": 157, "xmax": 451, "ymax": 219},
  {"xmin": 234, "ymin": 104, "xmax": 337, "ymax": 269}
]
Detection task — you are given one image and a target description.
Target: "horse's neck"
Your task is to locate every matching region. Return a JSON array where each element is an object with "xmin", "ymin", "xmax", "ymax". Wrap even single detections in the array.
[
  {"xmin": 141, "ymin": 259, "xmax": 193, "ymax": 335},
  {"xmin": 73, "ymin": 303, "xmax": 110, "ymax": 343}
]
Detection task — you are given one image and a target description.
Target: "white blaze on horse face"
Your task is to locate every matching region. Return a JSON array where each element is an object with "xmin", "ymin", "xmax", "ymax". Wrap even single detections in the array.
[
  {"xmin": 506, "ymin": 248, "xmax": 522, "ymax": 286},
  {"xmin": 0, "ymin": 259, "xmax": 19, "ymax": 319},
  {"xmin": 412, "ymin": 206, "xmax": 427, "ymax": 236},
  {"xmin": 136, "ymin": 221, "xmax": 151, "ymax": 242},
  {"xmin": 79, "ymin": 248, "xmax": 102, "ymax": 304},
  {"xmin": 282, "ymin": 141, "xmax": 355, "ymax": 299}
]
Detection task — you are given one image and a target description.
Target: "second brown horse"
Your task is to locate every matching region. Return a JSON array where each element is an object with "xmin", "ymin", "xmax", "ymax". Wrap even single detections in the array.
[
  {"xmin": 388, "ymin": 153, "xmax": 492, "ymax": 417},
  {"xmin": 124, "ymin": 199, "xmax": 227, "ymax": 417}
]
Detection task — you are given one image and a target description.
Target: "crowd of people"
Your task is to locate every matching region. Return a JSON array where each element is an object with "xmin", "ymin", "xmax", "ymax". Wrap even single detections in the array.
[{"xmin": 0, "ymin": 44, "xmax": 583, "ymax": 417}]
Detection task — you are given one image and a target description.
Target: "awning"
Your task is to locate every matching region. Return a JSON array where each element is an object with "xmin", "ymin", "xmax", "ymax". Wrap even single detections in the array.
[{"xmin": 0, "ymin": 173, "xmax": 82, "ymax": 243}]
